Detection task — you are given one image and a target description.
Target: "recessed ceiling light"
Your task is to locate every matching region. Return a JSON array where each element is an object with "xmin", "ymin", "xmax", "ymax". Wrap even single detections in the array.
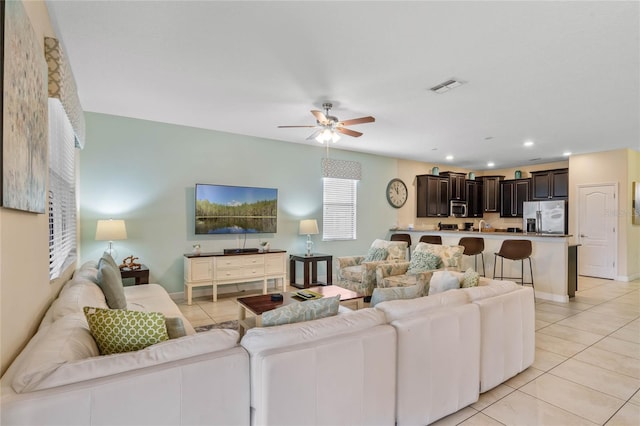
[
  {"xmin": 445, "ymin": 155, "xmax": 454, "ymax": 161},
  {"xmin": 430, "ymin": 79, "xmax": 464, "ymax": 94},
  {"xmin": 523, "ymin": 140, "xmax": 534, "ymax": 147},
  {"xmin": 563, "ymin": 151, "xmax": 572, "ymax": 156},
  {"xmin": 487, "ymin": 162, "xmax": 495, "ymax": 167}
]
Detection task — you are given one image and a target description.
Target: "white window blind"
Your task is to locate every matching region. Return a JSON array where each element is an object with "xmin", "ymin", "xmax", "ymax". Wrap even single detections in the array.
[
  {"xmin": 323, "ymin": 177, "xmax": 357, "ymax": 240},
  {"xmin": 48, "ymin": 99, "xmax": 77, "ymax": 280}
]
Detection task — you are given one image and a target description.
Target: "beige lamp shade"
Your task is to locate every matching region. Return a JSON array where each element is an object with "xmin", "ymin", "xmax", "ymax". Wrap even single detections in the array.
[
  {"xmin": 299, "ymin": 219, "xmax": 319, "ymax": 235},
  {"xmin": 96, "ymin": 219, "xmax": 128, "ymax": 241}
]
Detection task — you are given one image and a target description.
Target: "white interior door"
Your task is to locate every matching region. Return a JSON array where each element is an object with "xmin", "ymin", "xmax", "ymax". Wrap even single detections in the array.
[{"xmin": 577, "ymin": 184, "xmax": 617, "ymax": 279}]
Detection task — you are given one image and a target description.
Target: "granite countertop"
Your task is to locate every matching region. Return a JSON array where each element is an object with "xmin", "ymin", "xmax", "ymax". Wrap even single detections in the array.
[{"xmin": 391, "ymin": 228, "xmax": 572, "ymax": 238}]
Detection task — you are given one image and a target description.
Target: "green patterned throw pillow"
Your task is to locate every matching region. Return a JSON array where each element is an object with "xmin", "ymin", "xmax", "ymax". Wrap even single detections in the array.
[
  {"xmin": 461, "ymin": 268, "xmax": 480, "ymax": 288},
  {"xmin": 364, "ymin": 247, "xmax": 389, "ymax": 262},
  {"xmin": 407, "ymin": 251, "xmax": 441, "ymax": 274},
  {"xmin": 262, "ymin": 295, "xmax": 340, "ymax": 327},
  {"xmin": 83, "ymin": 307, "xmax": 169, "ymax": 355}
]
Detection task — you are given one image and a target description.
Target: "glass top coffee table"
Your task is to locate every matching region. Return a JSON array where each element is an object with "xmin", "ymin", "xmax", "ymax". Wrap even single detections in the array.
[{"xmin": 237, "ymin": 285, "xmax": 364, "ymax": 337}]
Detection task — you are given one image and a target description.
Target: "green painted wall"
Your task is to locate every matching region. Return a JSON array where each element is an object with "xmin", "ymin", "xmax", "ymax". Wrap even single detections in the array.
[{"xmin": 80, "ymin": 113, "xmax": 399, "ymax": 294}]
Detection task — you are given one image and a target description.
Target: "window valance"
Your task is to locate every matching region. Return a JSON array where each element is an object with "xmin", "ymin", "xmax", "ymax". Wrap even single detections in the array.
[
  {"xmin": 45, "ymin": 37, "xmax": 85, "ymax": 148},
  {"xmin": 321, "ymin": 158, "xmax": 362, "ymax": 180}
]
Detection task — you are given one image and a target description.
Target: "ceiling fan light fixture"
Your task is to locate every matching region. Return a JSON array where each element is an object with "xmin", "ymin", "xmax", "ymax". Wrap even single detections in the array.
[{"xmin": 315, "ymin": 128, "xmax": 339, "ymax": 144}]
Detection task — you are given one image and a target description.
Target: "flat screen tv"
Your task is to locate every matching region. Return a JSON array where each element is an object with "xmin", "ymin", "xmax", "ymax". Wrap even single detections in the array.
[{"xmin": 195, "ymin": 184, "xmax": 278, "ymax": 234}]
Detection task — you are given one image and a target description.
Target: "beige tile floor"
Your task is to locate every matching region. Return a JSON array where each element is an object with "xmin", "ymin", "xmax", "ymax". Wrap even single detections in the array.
[{"xmin": 178, "ymin": 276, "xmax": 640, "ymax": 425}]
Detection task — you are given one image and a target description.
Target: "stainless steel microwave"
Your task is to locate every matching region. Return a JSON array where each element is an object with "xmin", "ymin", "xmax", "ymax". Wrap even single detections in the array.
[{"xmin": 450, "ymin": 200, "xmax": 468, "ymax": 217}]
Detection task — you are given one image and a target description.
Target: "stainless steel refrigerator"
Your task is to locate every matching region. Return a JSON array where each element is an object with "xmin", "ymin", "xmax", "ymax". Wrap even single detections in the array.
[{"xmin": 523, "ymin": 200, "xmax": 568, "ymax": 234}]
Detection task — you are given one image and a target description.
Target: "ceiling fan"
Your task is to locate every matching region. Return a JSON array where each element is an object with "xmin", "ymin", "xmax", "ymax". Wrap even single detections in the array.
[{"xmin": 278, "ymin": 102, "xmax": 375, "ymax": 143}]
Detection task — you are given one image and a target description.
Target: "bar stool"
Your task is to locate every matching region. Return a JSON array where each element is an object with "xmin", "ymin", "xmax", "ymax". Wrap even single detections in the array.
[
  {"xmin": 458, "ymin": 237, "xmax": 485, "ymax": 277},
  {"xmin": 493, "ymin": 240, "xmax": 534, "ymax": 288},
  {"xmin": 391, "ymin": 233, "xmax": 412, "ymax": 259},
  {"xmin": 419, "ymin": 235, "xmax": 442, "ymax": 245}
]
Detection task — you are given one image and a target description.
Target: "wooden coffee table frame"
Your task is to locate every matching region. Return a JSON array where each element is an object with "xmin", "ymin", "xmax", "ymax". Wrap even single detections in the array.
[{"xmin": 237, "ymin": 286, "xmax": 364, "ymax": 337}]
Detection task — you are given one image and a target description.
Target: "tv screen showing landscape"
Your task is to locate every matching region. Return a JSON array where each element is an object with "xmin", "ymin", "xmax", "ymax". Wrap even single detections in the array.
[{"xmin": 195, "ymin": 184, "xmax": 278, "ymax": 234}]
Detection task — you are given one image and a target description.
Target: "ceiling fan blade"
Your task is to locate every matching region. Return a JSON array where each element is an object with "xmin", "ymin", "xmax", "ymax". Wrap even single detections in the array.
[
  {"xmin": 311, "ymin": 110, "xmax": 329, "ymax": 125},
  {"xmin": 306, "ymin": 129, "xmax": 322, "ymax": 141},
  {"xmin": 336, "ymin": 127, "xmax": 363, "ymax": 138},
  {"xmin": 338, "ymin": 116, "xmax": 375, "ymax": 126},
  {"xmin": 277, "ymin": 125, "xmax": 318, "ymax": 128}
]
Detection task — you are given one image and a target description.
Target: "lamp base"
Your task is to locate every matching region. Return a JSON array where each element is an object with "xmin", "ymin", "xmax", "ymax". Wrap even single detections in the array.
[{"xmin": 305, "ymin": 236, "xmax": 314, "ymax": 257}]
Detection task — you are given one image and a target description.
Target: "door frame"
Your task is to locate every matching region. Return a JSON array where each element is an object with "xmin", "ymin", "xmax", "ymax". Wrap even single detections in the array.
[{"xmin": 575, "ymin": 182, "xmax": 618, "ymax": 279}]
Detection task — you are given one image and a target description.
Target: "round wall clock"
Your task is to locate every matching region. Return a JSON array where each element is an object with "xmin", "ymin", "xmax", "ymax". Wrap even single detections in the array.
[{"xmin": 386, "ymin": 178, "xmax": 408, "ymax": 208}]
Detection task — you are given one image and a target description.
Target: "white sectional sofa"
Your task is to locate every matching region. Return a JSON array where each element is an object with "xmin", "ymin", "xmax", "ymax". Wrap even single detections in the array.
[
  {"xmin": 0, "ymin": 261, "xmax": 250, "ymax": 426},
  {"xmin": 1, "ymin": 262, "xmax": 534, "ymax": 426}
]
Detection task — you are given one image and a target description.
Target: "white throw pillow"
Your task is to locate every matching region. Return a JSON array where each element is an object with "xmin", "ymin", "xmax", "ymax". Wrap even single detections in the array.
[{"xmin": 429, "ymin": 270, "xmax": 460, "ymax": 295}]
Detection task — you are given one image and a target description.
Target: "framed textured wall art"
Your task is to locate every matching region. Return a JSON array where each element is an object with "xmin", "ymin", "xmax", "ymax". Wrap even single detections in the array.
[{"xmin": 1, "ymin": 0, "xmax": 48, "ymax": 213}]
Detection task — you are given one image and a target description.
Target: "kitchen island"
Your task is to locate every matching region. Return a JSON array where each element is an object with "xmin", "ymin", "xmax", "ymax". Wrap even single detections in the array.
[{"xmin": 389, "ymin": 229, "xmax": 576, "ymax": 302}]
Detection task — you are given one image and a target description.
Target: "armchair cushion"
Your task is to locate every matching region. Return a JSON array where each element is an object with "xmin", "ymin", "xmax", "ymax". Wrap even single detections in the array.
[
  {"xmin": 407, "ymin": 251, "xmax": 441, "ymax": 274},
  {"xmin": 415, "ymin": 242, "xmax": 464, "ymax": 270},
  {"xmin": 370, "ymin": 238, "xmax": 407, "ymax": 260},
  {"xmin": 364, "ymin": 247, "xmax": 388, "ymax": 262}
]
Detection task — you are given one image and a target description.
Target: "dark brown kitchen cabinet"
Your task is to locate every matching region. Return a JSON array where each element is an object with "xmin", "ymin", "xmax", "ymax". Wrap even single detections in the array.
[
  {"xmin": 500, "ymin": 178, "xmax": 531, "ymax": 217},
  {"xmin": 465, "ymin": 180, "xmax": 484, "ymax": 217},
  {"xmin": 531, "ymin": 168, "xmax": 568, "ymax": 200},
  {"xmin": 417, "ymin": 174, "xmax": 449, "ymax": 217},
  {"xmin": 481, "ymin": 176, "xmax": 504, "ymax": 213},
  {"xmin": 440, "ymin": 172, "xmax": 467, "ymax": 201}
]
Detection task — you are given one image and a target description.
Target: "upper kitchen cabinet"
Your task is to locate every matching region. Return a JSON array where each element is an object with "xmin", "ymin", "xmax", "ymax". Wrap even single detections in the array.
[
  {"xmin": 417, "ymin": 174, "xmax": 449, "ymax": 217},
  {"xmin": 500, "ymin": 178, "xmax": 531, "ymax": 217},
  {"xmin": 480, "ymin": 175, "xmax": 504, "ymax": 213},
  {"xmin": 440, "ymin": 171, "xmax": 466, "ymax": 201},
  {"xmin": 531, "ymin": 168, "xmax": 569, "ymax": 200},
  {"xmin": 465, "ymin": 179, "xmax": 484, "ymax": 217}
]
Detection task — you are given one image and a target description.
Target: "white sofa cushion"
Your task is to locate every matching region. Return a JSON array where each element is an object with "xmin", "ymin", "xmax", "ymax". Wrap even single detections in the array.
[
  {"xmin": 391, "ymin": 303, "xmax": 481, "ymax": 425},
  {"xmin": 125, "ymin": 284, "xmax": 196, "ymax": 335},
  {"xmin": 241, "ymin": 308, "xmax": 396, "ymax": 426},
  {"xmin": 12, "ymin": 327, "xmax": 238, "ymax": 393},
  {"xmin": 11, "ymin": 314, "xmax": 99, "ymax": 393},
  {"xmin": 374, "ymin": 289, "xmax": 469, "ymax": 323},
  {"xmin": 242, "ymin": 307, "xmax": 386, "ymax": 354},
  {"xmin": 50, "ymin": 281, "xmax": 109, "ymax": 321}
]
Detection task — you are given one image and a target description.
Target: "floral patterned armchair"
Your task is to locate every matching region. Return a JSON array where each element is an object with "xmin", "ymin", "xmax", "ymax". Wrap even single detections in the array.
[
  {"xmin": 335, "ymin": 239, "xmax": 409, "ymax": 298},
  {"xmin": 375, "ymin": 242, "xmax": 464, "ymax": 291}
]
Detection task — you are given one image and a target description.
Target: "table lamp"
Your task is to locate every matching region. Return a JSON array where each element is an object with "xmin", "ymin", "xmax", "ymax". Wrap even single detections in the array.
[
  {"xmin": 299, "ymin": 219, "xmax": 319, "ymax": 257},
  {"xmin": 95, "ymin": 219, "xmax": 127, "ymax": 259}
]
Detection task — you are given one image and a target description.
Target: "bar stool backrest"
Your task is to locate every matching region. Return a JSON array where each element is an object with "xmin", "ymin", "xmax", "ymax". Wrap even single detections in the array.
[
  {"xmin": 458, "ymin": 237, "xmax": 484, "ymax": 256},
  {"xmin": 419, "ymin": 235, "xmax": 442, "ymax": 245},
  {"xmin": 497, "ymin": 240, "xmax": 532, "ymax": 261},
  {"xmin": 391, "ymin": 233, "xmax": 412, "ymax": 246}
]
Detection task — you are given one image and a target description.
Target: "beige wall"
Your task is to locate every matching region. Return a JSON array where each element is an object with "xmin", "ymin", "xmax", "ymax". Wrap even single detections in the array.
[
  {"xmin": 0, "ymin": 0, "xmax": 72, "ymax": 376},
  {"xmin": 568, "ymin": 148, "xmax": 639, "ymax": 280}
]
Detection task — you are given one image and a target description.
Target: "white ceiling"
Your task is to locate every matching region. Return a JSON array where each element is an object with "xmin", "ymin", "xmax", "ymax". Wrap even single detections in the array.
[{"xmin": 46, "ymin": 0, "xmax": 640, "ymax": 171}]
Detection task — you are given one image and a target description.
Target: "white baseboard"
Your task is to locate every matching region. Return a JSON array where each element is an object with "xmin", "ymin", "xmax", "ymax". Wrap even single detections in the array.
[{"xmin": 616, "ymin": 272, "xmax": 640, "ymax": 282}]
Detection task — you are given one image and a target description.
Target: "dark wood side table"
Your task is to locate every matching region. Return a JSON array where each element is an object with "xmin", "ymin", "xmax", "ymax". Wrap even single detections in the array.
[
  {"xmin": 120, "ymin": 265, "xmax": 149, "ymax": 285},
  {"xmin": 289, "ymin": 254, "xmax": 333, "ymax": 289}
]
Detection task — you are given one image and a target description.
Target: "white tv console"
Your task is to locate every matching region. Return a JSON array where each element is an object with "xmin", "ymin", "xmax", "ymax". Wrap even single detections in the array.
[{"xmin": 183, "ymin": 250, "xmax": 287, "ymax": 305}]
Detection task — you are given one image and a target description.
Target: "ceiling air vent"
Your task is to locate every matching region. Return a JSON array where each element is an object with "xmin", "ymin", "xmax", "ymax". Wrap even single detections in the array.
[{"xmin": 430, "ymin": 79, "xmax": 464, "ymax": 94}]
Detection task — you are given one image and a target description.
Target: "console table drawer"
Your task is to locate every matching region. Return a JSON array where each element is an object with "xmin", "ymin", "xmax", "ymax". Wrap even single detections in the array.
[
  {"xmin": 215, "ymin": 255, "xmax": 264, "ymax": 269},
  {"xmin": 216, "ymin": 266, "xmax": 265, "ymax": 280},
  {"xmin": 265, "ymin": 253, "xmax": 286, "ymax": 274}
]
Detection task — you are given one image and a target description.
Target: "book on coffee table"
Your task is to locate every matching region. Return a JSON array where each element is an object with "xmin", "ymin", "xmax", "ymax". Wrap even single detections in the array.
[{"xmin": 294, "ymin": 289, "xmax": 323, "ymax": 300}]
